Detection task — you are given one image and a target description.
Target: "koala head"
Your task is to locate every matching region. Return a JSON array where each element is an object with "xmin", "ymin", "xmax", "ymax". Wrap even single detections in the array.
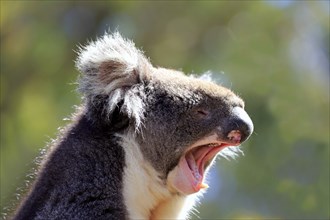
[{"xmin": 76, "ymin": 32, "xmax": 253, "ymax": 195}]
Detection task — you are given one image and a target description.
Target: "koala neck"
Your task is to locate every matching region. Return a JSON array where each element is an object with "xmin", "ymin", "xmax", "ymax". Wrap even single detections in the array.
[{"xmin": 118, "ymin": 131, "xmax": 197, "ymax": 220}]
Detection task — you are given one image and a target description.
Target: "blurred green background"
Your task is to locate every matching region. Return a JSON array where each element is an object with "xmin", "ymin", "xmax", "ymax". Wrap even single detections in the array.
[{"xmin": 1, "ymin": 1, "xmax": 329, "ymax": 219}]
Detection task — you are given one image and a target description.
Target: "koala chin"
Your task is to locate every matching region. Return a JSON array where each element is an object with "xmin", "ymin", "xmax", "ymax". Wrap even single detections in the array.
[{"xmin": 13, "ymin": 32, "xmax": 253, "ymax": 220}]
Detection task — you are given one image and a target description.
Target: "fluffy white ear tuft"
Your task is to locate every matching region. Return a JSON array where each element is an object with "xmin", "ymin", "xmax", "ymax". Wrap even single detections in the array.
[
  {"xmin": 76, "ymin": 32, "xmax": 152, "ymax": 95},
  {"xmin": 75, "ymin": 32, "xmax": 152, "ymax": 128}
]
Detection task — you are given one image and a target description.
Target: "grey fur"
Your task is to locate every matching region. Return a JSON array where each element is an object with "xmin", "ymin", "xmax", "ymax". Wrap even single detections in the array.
[{"xmin": 13, "ymin": 32, "xmax": 253, "ymax": 219}]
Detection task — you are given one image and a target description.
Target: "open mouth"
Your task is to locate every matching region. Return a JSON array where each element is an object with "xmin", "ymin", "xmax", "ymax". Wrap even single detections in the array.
[
  {"xmin": 168, "ymin": 132, "xmax": 242, "ymax": 195},
  {"xmin": 182, "ymin": 142, "xmax": 232, "ymax": 192}
]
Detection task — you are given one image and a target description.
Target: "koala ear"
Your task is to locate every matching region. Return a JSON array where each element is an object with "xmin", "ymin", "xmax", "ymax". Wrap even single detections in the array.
[
  {"xmin": 76, "ymin": 32, "xmax": 152, "ymax": 95},
  {"xmin": 75, "ymin": 32, "xmax": 152, "ymax": 127}
]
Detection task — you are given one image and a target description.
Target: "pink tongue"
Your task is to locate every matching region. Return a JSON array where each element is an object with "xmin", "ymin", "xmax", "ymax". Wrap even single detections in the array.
[{"xmin": 168, "ymin": 147, "xmax": 211, "ymax": 195}]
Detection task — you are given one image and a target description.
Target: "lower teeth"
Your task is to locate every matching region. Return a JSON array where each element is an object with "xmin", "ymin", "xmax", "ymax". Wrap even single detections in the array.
[{"xmin": 193, "ymin": 168, "xmax": 200, "ymax": 179}]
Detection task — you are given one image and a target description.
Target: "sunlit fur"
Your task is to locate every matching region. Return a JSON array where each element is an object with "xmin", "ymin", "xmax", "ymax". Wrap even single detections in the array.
[
  {"xmin": 76, "ymin": 32, "xmax": 151, "ymax": 128},
  {"xmin": 13, "ymin": 32, "xmax": 251, "ymax": 220}
]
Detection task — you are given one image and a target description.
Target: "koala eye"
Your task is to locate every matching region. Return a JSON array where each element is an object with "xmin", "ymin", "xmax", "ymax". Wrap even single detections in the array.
[{"xmin": 195, "ymin": 109, "xmax": 210, "ymax": 118}]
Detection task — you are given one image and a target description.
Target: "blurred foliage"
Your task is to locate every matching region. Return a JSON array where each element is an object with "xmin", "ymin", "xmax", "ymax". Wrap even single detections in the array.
[{"xmin": 1, "ymin": 1, "xmax": 329, "ymax": 219}]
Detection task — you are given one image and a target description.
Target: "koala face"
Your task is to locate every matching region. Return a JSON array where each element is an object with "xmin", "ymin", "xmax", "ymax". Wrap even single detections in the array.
[
  {"xmin": 135, "ymin": 68, "xmax": 253, "ymax": 195},
  {"xmin": 76, "ymin": 32, "xmax": 253, "ymax": 196}
]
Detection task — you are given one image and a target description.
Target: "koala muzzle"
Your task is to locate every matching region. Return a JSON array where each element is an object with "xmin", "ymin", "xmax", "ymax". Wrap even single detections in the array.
[{"xmin": 225, "ymin": 107, "xmax": 254, "ymax": 144}]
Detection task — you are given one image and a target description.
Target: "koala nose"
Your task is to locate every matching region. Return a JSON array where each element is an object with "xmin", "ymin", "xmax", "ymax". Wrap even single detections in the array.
[{"xmin": 225, "ymin": 107, "xmax": 253, "ymax": 144}]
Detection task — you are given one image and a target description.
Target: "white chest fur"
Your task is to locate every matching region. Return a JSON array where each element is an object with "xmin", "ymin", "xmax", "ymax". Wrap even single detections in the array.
[{"xmin": 119, "ymin": 133, "xmax": 199, "ymax": 220}]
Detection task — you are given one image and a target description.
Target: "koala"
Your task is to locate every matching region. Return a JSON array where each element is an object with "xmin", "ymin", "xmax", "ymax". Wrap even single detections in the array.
[{"xmin": 13, "ymin": 32, "xmax": 253, "ymax": 220}]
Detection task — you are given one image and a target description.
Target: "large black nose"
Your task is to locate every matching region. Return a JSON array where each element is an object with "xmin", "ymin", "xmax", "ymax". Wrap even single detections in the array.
[{"xmin": 225, "ymin": 107, "xmax": 254, "ymax": 143}]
